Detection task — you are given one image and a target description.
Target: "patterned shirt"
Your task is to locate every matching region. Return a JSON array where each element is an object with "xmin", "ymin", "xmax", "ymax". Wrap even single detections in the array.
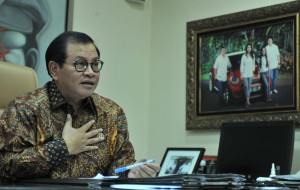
[{"xmin": 0, "ymin": 80, "xmax": 135, "ymax": 181}]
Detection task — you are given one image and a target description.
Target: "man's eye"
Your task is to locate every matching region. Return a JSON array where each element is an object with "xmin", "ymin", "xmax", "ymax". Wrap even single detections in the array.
[
  {"xmin": 76, "ymin": 60, "xmax": 86, "ymax": 67},
  {"xmin": 92, "ymin": 62, "xmax": 99, "ymax": 66}
]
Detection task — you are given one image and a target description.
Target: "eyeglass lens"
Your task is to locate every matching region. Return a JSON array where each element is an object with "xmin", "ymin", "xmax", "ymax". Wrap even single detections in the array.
[{"xmin": 74, "ymin": 59, "xmax": 103, "ymax": 72}]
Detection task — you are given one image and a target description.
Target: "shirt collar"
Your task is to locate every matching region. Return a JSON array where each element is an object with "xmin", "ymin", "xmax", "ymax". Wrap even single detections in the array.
[
  {"xmin": 47, "ymin": 80, "xmax": 96, "ymax": 115},
  {"xmin": 48, "ymin": 80, "xmax": 66, "ymax": 110}
]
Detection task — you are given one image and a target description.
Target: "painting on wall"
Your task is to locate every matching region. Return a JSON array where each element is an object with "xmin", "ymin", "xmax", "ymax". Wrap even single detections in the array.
[
  {"xmin": 0, "ymin": 0, "xmax": 68, "ymax": 86},
  {"xmin": 186, "ymin": 1, "xmax": 300, "ymax": 129}
]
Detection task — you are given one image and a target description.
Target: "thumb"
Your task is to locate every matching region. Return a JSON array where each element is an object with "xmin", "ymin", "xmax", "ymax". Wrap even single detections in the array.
[{"xmin": 64, "ymin": 114, "xmax": 72, "ymax": 128}]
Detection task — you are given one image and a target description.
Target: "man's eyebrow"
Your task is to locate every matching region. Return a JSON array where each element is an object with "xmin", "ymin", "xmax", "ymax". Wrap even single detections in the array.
[
  {"xmin": 74, "ymin": 56, "xmax": 86, "ymax": 60},
  {"xmin": 74, "ymin": 56, "xmax": 100, "ymax": 60}
]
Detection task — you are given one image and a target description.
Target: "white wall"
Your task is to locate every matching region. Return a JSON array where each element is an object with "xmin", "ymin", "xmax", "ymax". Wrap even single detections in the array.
[
  {"xmin": 72, "ymin": 0, "xmax": 152, "ymax": 158},
  {"xmin": 71, "ymin": 0, "xmax": 299, "ymax": 173}
]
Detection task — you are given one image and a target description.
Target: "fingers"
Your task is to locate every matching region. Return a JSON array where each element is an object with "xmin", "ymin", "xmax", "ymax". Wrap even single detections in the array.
[
  {"xmin": 137, "ymin": 166, "xmax": 153, "ymax": 177},
  {"xmin": 62, "ymin": 114, "xmax": 105, "ymax": 155},
  {"xmin": 78, "ymin": 118, "xmax": 105, "ymax": 140},
  {"xmin": 129, "ymin": 166, "xmax": 155, "ymax": 178},
  {"xmin": 82, "ymin": 123, "xmax": 105, "ymax": 146},
  {"xmin": 81, "ymin": 145, "xmax": 99, "ymax": 152},
  {"xmin": 80, "ymin": 119, "xmax": 96, "ymax": 132},
  {"xmin": 128, "ymin": 170, "xmax": 141, "ymax": 178},
  {"xmin": 147, "ymin": 163, "xmax": 161, "ymax": 173},
  {"xmin": 139, "ymin": 163, "xmax": 160, "ymax": 177},
  {"xmin": 128, "ymin": 162, "xmax": 161, "ymax": 178},
  {"xmin": 86, "ymin": 128, "xmax": 103, "ymax": 139},
  {"xmin": 85, "ymin": 135, "xmax": 104, "ymax": 145}
]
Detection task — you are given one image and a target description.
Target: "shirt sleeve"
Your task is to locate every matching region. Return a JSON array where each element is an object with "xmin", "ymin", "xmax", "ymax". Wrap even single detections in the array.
[
  {"xmin": 276, "ymin": 46, "xmax": 280, "ymax": 62},
  {"xmin": 253, "ymin": 55, "xmax": 256, "ymax": 71},
  {"xmin": 44, "ymin": 138, "xmax": 69, "ymax": 167},
  {"xmin": 105, "ymin": 107, "xmax": 136, "ymax": 177},
  {"xmin": 266, "ymin": 46, "xmax": 270, "ymax": 62},
  {"xmin": 0, "ymin": 102, "xmax": 68, "ymax": 181},
  {"xmin": 213, "ymin": 56, "xmax": 219, "ymax": 69},
  {"xmin": 240, "ymin": 55, "xmax": 245, "ymax": 74}
]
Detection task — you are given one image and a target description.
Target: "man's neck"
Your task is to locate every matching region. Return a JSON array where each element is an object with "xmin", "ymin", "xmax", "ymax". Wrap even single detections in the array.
[{"xmin": 67, "ymin": 99, "xmax": 84, "ymax": 114}]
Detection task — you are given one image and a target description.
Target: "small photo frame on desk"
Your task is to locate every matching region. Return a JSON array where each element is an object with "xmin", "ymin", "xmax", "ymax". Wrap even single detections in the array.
[{"xmin": 157, "ymin": 147, "xmax": 205, "ymax": 177}]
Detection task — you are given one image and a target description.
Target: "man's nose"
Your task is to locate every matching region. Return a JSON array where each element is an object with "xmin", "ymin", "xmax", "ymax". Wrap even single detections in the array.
[{"xmin": 83, "ymin": 64, "xmax": 96, "ymax": 75}]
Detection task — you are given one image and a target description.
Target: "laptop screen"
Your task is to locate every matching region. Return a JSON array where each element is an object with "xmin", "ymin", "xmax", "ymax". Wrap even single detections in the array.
[{"xmin": 216, "ymin": 121, "xmax": 295, "ymax": 181}]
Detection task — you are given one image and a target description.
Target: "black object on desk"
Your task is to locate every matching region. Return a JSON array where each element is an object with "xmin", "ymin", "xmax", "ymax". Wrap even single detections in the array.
[{"xmin": 216, "ymin": 121, "xmax": 295, "ymax": 181}]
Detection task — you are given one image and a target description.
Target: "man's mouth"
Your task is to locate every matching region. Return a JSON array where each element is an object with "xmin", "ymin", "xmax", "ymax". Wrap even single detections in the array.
[{"xmin": 81, "ymin": 81, "xmax": 95, "ymax": 86}]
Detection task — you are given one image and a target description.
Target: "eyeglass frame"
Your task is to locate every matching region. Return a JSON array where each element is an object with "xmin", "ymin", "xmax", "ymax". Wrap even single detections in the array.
[{"xmin": 70, "ymin": 58, "xmax": 104, "ymax": 73}]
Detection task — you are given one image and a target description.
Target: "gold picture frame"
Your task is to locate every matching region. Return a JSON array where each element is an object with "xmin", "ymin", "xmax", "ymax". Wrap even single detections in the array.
[{"xmin": 186, "ymin": 1, "xmax": 300, "ymax": 130}]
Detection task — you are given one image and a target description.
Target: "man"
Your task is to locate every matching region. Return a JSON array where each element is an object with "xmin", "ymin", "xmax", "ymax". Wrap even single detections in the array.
[
  {"xmin": 213, "ymin": 46, "xmax": 232, "ymax": 104},
  {"xmin": 265, "ymin": 36, "xmax": 280, "ymax": 94},
  {"xmin": 0, "ymin": 31, "xmax": 160, "ymax": 181}
]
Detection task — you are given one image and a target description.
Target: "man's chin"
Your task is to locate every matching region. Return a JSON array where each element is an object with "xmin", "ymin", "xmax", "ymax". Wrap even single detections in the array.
[{"xmin": 80, "ymin": 91, "xmax": 94, "ymax": 99}]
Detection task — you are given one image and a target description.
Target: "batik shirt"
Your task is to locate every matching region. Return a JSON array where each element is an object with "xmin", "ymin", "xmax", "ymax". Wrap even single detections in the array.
[{"xmin": 0, "ymin": 80, "xmax": 135, "ymax": 181}]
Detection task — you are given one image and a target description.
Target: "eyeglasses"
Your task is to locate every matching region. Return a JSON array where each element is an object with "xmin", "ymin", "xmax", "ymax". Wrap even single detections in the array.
[{"xmin": 72, "ymin": 59, "xmax": 104, "ymax": 73}]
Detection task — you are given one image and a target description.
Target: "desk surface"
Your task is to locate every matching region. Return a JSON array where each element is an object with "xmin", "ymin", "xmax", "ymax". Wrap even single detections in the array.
[
  {"xmin": 1, "ymin": 183, "xmax": 90, "ymax": 190},
  {"xmin": 1, "ymin": 184, "xmax": 296, "ymax": 190},
  {"xmin": 1, "ymin": 175, "xmax": 298, "ymax": 190},
  {"xmin": 1, "ymin": 182, "xmax": 297, "ymax": 190}
]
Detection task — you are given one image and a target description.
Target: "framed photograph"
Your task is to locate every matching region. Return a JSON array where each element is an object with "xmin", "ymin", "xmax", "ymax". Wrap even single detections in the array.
[
  {"xmin": 186, "ymin": 1, "xmax": 300, "ymax": 130},
  {"xmin": 0, "ymin": 0, "xmax": 68, "ymax": 86},
  {"xmin": 157, "ymin": 148, "xmax": 205, "ymax": 177}
]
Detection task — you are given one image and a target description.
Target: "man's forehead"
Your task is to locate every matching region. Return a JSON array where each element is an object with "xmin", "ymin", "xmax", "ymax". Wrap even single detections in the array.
[{"xmin": 66, "ymin": 43, "xmax": 96, "ymax": 54}]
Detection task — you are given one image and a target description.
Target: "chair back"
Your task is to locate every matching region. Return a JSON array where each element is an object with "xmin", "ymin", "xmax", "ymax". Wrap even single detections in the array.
[{"xmin": 0, "ymin": 61, "xmax": 38, "ymax": 116}]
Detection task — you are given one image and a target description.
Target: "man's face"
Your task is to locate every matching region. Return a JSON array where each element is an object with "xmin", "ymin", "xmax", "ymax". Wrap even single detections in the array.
[
  {"xmin": 221, "ymin": 48, "xmax": 226, "ymax": 56},
  {"xmin": 268, "ymin": 38, "xmax": 273, "ymax": 45},
  {"xmin": 54, "ymin": 43, "xmax": 100, "ymax": 104}
]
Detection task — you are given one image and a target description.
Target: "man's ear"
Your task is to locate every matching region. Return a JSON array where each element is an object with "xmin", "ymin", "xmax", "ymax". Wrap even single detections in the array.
[{"xmin": 48, "ymin": 61, "xmax": 60, "ymax": 80}]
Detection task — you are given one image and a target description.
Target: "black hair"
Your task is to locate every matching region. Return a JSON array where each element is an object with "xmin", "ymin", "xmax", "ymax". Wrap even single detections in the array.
[
  {"xmin": 244, "ymin": 43, "xmax": 254, "ymax": 59},
  {"xmin": 259, "ymin": 46, "xmax": 268, "ymax": 68},
  {"xmin": 267, "ymin": 36, "xmax": 273, "ymax": 40},
  {"xmin": 45, "ymin": 31, "xmax": 100, "ymax": 76}
]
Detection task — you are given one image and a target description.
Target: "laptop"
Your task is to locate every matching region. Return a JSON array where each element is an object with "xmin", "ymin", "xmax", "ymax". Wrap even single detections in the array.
[{"xmin": 216, "ymin": 121, "xmax": 295, "ymax": 181}]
